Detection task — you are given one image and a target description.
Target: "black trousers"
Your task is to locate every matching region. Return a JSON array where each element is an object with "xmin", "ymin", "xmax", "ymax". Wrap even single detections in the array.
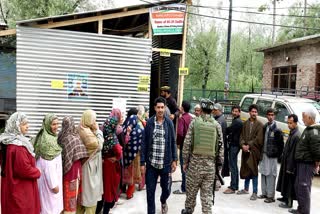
[{"xmin": 295, "ymin": 162, "xmax": 314, "ymax": 214}]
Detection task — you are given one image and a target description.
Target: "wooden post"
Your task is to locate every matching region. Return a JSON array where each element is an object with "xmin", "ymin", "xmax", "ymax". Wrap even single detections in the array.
[
  {"xmin": 98, "ymin": 19, "xmax": 103, "ymax": 34},
  {"xmin": 177, "ymin": 5, "xmax": 189, "ymax": 107}
]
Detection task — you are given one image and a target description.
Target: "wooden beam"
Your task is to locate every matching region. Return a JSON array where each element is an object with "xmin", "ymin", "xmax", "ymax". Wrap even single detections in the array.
[
  {"xmin": 0, "ymin": 29, "xmax": 16, "ymax": 36},
  {"xmin": 152, "ymin": 48, "xmax": 182, "ymax": 55},
  {"xmin": 98, "ymin": 19, "xmax": 103, "ymax": 34},
  {"xmin": 177, "ymin": 7, "xmax": 189, "ymax": 107},
  {"xmin": 35, "ymin": 8, "xmax": 149, "ymax": 29}
]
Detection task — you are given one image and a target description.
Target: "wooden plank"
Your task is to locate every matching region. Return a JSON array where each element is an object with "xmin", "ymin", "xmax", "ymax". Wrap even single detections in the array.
[
  {"xmin": 35, "ymin": 8, "xmax": 149, "ymax": 29},
  {"xmin": 0, "ymin": 29, "xmax": 16, "ymax": 36},
  {"xmin": 152, "ymin": 48, "xmax": 182, "ymax": 54},
  {"xmin": 177, "ymin": 9, "xmax": 189, "ymax": 107}
]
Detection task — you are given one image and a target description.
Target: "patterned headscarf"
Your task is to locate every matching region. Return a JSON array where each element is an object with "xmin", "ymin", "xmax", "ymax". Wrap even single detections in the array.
[
  {"xmin": 0, "ymin": 112, "xmax": 35, "ymax": 156},
  {"xmin": 123, "ymin": 115, "xmax": 143, "ymax": 167},
  {"xmin": 33, "ymin": 113, "xmax": 62, "ymax": 160},
  {"xmin": 58, "ymin": 116, "xmax": 88, "ymax": 174},
  {"xmin": 79, "ymin": 110, "xmax": 99, "ymax": 157},
  {"xmin": 110, "ymin": 108, "xmax": 123, "ymax": 135},
  {"xmin": 102, "ymin": 116, "xmax": 119, "ymax": 156}
]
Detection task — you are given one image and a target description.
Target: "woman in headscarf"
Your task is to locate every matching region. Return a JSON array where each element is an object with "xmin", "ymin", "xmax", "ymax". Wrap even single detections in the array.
[
  {"xmin": 78, "ymin": 110, "xmax": 103, "ymax": 214},
  {"xmin": 33, "ymin": 113, "xmax": 63, "ymax": 214},
  {"xmin": 101, "ymin": 108, "xmax": 124, "ymax": 214},
  {"xmin": 137, "ymin": 105, "xmax": 146, "ymax": 191},
  {"xmin": 122, "ymin": 113, "xmax": 144, "ymax": 199},
  {"xmin": 0, "ymin": 112, "xmax": 41, "ymax": 214},
  {"xmin": 58, "ymin": 116, "xmax": 88, "ymax": 214}
]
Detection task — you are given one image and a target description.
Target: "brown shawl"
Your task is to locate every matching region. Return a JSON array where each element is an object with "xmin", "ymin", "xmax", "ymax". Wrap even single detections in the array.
[
  {"xmin": 240, "ymin": 118, "xmax": 264, "ymax": 178},
  {"xmin": 79, "ymin": 110, "xmax": 99, "ymax": 157},
  {"xmin": 58, "ymin": 116, "xmax": 88, "ymax": 174}
]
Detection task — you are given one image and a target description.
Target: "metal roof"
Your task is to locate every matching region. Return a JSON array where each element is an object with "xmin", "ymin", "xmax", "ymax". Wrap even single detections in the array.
[
  {"xmin": 17, "ymin": 0, "xmax": 182, "ymax": 25},
  {"xmin": 256, "ymin": 34, "xmax": 320, "ymax": 53}
]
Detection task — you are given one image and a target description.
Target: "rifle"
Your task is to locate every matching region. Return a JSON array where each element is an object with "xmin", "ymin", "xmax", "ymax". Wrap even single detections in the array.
[{"xmin": 212, "ymin": 142, "xmax": 224, "ymax": 206}]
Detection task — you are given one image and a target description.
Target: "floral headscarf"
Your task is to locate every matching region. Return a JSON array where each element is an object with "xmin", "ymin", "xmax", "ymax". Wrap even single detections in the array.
[
  {"xmin": 33, "ymin": 113, "xmax": 62, "ymax": 160},
  {"xmin": 102, "ymin": 116, "xmax": 119, "ymax": 156},
  {"xmin": 123, "ymin": 115, "xmax": 143, "ymax": 167},
  {"xmin": 0, "ymin": 112, "xmax": 35, "ymax": 156}
]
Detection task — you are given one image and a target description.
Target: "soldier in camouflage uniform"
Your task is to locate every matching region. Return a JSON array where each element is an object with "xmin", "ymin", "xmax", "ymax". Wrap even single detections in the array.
[{"xmin": 181, "ymin": 99, "xmax": 224, "ymax": 214}]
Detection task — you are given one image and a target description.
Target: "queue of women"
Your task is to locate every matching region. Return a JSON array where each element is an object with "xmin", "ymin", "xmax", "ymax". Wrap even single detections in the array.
[{"xmin": 0, "ymin": 105, "xmax": 148, "ymax": 214}]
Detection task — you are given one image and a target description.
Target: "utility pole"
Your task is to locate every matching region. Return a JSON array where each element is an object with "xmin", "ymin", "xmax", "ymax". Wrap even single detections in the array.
[
  {"xmin": 272, "ymin": 0, "xmax": 276, "ymax": 44},
  {"xmin": 304, "ymin": 0, "xmax": 307, "ymax": 36},
  {"xmin": 224, "ymin": 0, "xmax": 232, "ymax": 100}
]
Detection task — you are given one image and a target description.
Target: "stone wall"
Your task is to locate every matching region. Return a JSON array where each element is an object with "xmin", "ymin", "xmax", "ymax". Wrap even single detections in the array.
[{"xmin": 262, "ymin": 42, "xmax": 320, "ymax": 91}]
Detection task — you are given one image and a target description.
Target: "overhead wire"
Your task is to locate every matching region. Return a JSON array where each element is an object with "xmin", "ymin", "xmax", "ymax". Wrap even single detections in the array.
[
  {"xmin": 139, "ymin": 0, "xmax": 320, "ymax": 31},
  {"xmin": 189, "ymin": 4, "xmax": 320, "ymax": 19}
]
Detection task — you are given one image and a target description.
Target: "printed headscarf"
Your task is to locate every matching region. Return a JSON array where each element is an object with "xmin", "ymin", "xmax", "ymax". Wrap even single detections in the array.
[
  {"xmin": 79, "ymin": 109, "xmax": 99, "ymax": 156},
  {"xmin": 102, "ymin": 116, "xmax": 119, "ymax": 156},
  {"xmin": 0, "ymin": 112, "xmax": 35, "ymax": 156},
  {"xmin": 33, "ymin": 113, "xmax": 62, "ymax": 160},
  {"xmin": 58, "ymin": 116, "xmax": 88, "ymax": 174},
  {"xmin": 123, "ymin": 115, "xmax": 143, "ymax": 167},
  {"xmin": 110, "ymin": 108, "xmax": 123, "ymax": 135}
]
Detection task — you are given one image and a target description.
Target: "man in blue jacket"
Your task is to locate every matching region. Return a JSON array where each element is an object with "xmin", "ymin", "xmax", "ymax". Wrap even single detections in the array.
[{"xmin": 140, "ymin": 96, "xmax": 178, "ymax": 214}]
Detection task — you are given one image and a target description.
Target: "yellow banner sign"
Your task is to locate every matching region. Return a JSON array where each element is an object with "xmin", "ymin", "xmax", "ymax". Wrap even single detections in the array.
[
  {"xmin": 179, "ymin": 67, "xmax": 189, "ymax": 76},
  {"xmin": 137, "ymin": 84, "xmax": 149, "ymax": 92},
  {"xmin": 51, "ymin": 80, "xmax": 64, "ymax": 89},
  {"xmin": 139, "ymin": 76, "xmax": 150, "ymax": 85},
  {"xmin": 160, "ymin": 48, "xmax": 171, "ymax": 57}
]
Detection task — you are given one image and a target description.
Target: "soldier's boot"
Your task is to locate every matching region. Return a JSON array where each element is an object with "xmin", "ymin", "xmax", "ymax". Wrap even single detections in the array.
[{"xmin": 181, "ymin": 208, "xmax": 192, "ymax": 214}]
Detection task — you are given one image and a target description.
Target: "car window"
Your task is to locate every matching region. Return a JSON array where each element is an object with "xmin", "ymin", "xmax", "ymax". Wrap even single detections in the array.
[
  {"xmin": 274, "ymin": 102, "xmax": 290, "ymax": 123},
  {"xmin": 241, "ymin": 97, "xmax": 254, "ymax": 112},
  {"xmin": 256, "ymin": 99, "xmax": 273, "ymax": 116}
]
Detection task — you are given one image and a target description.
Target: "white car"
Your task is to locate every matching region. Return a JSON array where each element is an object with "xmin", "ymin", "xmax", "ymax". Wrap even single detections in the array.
[{"xmin": 239, "ymin": 94, "xmax": 320, "ymax": 136}]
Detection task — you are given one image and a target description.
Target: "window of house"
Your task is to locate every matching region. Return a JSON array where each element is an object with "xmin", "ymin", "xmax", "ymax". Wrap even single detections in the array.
[
  {"xmin": 272, "ymin": 66, "xmax": 297, "ymax": 91},
  {"xmin": 241, "ymin": 97, "xmax": 254, "ymax": 112},
  {"xmin": 274, "ymin": 102, "xmax": 290, "ymax": 123},
  {"xmin": 256, "ymin": 99, "xmax": 273, "ymax": 116}
]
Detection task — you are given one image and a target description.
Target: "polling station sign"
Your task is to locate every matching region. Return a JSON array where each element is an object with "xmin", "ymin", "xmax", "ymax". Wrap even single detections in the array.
[{"xmin": 150, "ymin": 4, "xmax": 186, "ymax": 36}]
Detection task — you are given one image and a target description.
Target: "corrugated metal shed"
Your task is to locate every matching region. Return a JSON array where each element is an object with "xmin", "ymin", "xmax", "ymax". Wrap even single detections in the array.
[{"xmin": 17, "ymin": 26, "xmax": 152, "ymax": 136}]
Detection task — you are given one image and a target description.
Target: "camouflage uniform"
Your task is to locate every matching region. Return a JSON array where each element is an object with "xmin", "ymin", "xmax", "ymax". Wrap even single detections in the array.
[{"xmin": 182, "ymin": 114, "xmax": 224, "ymax": 214}]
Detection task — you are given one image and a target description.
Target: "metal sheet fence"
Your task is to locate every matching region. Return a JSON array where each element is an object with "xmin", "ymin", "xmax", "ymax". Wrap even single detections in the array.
[{"xmin": 16, "ymin": 26, "xmax": 152, "ymax": 136}]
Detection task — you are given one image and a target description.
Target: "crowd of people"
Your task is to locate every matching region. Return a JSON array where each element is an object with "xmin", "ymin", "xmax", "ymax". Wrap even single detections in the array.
[{"xmin": 0, "ymin": 85, "xmax": 320, "ymax": 214}]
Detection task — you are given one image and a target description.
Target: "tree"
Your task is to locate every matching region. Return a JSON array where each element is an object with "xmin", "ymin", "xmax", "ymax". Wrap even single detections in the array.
[
  {"xmin": 0, "ymin": 0, "xmax": 113, "ymax": 27},
  {"xmin": 277, "ymin": 2, "xmax": 320, "ymax": 42}
]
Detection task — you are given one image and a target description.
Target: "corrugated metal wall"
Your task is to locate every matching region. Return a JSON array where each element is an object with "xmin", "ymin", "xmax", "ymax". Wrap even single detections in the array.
[{"xmin": 16, "ymin": 26, "xmax": 152, "ymax": 136}]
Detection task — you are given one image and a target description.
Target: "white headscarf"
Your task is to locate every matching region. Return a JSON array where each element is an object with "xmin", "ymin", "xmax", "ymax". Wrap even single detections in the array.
[{"xmin": 0, "ymin": 112, "xmax": 35, "ymax": 156}]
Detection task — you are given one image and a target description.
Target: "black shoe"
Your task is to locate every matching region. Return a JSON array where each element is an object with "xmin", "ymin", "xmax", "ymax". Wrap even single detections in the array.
[
  {"xmin": 288, "ymin": 209, "xmax": 298, "ymax": 214},
  {"xmin": 181, "ymin": 208, "xmax": 192, "ymax": 214},
  {"xmin": 279, "ymin": 203, "xmax": 292, "ymax": 209},
  {"xmin": 264, "ymin": 198, "xmax": 275, "ymax": 203},
  {"xmin": 277, "ymin": 197, "xmax": 287, "ymax": 202},
  {"xmin": 257, "ymin": 194, "xmax": 267, "ymax": 199}
]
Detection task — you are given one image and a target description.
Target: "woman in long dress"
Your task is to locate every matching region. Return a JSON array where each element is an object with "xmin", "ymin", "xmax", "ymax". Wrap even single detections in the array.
[
  {"xmin": 0, "ymin": 112, "xmax": 41, "ymax": 214},
  {"xmin": 34, "ymin": 113, "xmax": 63, "ymax": 214},
  {"xmin": 78, "ymin": 110, "xmax": 104, "ymax": 214},
  {"xmin": 122, "ymin": 114, "xmax": 144, "ymax": 199},
  {"xmin": 101, "ymin": 108, "xmax": 125, "ymax": 214},
  {"xmin": 58, "ymin": 116, "xmax": 88, "ymax": 214}
]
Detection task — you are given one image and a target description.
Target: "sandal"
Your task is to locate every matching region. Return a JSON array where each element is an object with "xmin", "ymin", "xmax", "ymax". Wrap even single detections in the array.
[
  {"xmin": 236, "ymin": 189, "xmax": 249, "ymax": 195},
  {"xmin": 173, "ymin": 189, "xmax": 186, "ymax": 194}
]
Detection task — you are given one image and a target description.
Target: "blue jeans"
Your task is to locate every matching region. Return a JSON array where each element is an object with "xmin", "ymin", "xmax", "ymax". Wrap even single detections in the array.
[
  {"xmin": 180, "ymin": 144, "xmax": 186, "ymax": 192},
  {"xmin": 244, "ymin": 175, "xmax": 258, "ymax": 194},
  {"xmin": 228, "ymin": 145, "xmax": 240, "ymax": 190},
  {"xmin": 146, "ymin": 164, "xmax": 172, "ymax": 214}
]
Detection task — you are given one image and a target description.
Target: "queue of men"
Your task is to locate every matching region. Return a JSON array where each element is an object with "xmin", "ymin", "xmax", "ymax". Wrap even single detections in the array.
[{"xmin": 171, "ymin": 94, "xmax": 320, "ymax": 214}]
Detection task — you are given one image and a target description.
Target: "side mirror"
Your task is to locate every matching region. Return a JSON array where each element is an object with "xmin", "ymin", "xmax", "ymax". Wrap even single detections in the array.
[{"xmin": 285, "ymin": 116, "xmax": 288, "ymax": 122}]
